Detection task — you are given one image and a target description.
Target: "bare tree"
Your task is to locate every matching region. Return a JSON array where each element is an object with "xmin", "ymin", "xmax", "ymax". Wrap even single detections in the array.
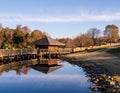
[
  {"xmin": 73, "ymin": 34, "xmax": 93, "ymax": 47},
  {"xmin": 87, "ymin": 28, "xmax": 101, "ymax": 45},
  {"xmin": 57, "ymin": 38, "xmax": 74, "ymax": 48}
]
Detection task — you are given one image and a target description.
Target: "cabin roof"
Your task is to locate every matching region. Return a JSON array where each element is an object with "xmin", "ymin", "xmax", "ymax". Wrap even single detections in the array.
[{"xmin": 32, "ymin": 35, "xmax": 65, "ymax": 46}]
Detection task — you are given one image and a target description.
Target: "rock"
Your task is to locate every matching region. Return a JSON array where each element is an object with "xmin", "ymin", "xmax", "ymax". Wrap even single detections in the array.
[
  {"xmin": 114, "ymin": 85, "xmax": 120, "ymax": 89},
  {"xmin": 87, "ymin": 79, "xmax": 91, "ymax": 82},
  {"xmin": 93, "ymin": 79, "xmax": 99, "ymax": 84},
  {"xmin": 110, "ymin": 81, "xmax": 116, "ymax": 86},
  {"xmin": 100, "ymin": 74, "xmax": 106, "ymax": 77},
  {"xmin": 84, "ymin": 65, "xmax": 120, "ymax": 93},
  {"xmin": 107, "ymin": 76, "xmax": 111, "ymax": 79},
  {"xmin": 90, "ymin": 86, "xmax": 100, "ymax": 91},
  {"xmin": 100, "ymin": 85, "xmax": 111, "ymax": 89},
  {"xmin": 106, "ymin": 88, "xmax": 116, "ymax": 93}
]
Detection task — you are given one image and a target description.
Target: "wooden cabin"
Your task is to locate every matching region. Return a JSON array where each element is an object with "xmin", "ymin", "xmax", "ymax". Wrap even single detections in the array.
[{"xmin": 32, "ymin": 35, "xmax": 65, "ymax": 52}]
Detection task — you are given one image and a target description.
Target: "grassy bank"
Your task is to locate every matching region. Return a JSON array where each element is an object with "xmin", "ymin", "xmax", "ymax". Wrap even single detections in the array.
[{"xmin": 107, "ymin": 47, "xmax": 120, "ymax": 58}]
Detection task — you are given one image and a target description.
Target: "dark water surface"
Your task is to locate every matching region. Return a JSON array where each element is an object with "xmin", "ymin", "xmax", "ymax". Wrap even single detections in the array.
[{"xmin": 0, "ymin": 59, "xmax": 101, "ymax": 93}]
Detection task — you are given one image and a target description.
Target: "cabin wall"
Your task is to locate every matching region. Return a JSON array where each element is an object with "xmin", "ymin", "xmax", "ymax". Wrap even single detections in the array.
[{"xmin": 48, "ymin": 46, "xmax": 58, "ymax": 52}]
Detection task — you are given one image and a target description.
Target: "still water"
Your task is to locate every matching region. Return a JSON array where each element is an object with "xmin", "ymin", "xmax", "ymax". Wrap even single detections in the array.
[{"xmin": 0, "ymin": 59, "xmax": 101, "ymax": 93}]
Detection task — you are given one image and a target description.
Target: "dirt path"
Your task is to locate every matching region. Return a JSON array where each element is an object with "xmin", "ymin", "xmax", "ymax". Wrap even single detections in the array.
[{"xmin": 67, "ymin": 47, "xmax": 118, "ymax": 62}]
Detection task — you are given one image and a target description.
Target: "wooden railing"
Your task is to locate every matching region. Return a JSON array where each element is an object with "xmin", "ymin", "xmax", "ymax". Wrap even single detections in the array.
[
  {"xmin": 39, "ymin": 48, "xmax": 71, "ymax": 54},
  {"xmin": 0, "ymin": 48, "xmax": 71, "ymax": 58}
]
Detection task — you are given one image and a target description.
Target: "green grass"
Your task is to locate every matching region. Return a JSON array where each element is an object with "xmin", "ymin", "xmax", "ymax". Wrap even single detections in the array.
[
  {"xmin": 86, "ymin": 47, "xmax": 107, "ymax": 52},
  {"xmin": 76, "ymin": 47, "xmax": 108, "ymax": 53},
  {"xmin": 107, "ymin": 47, "xmax": 120, "ymax": 57}
]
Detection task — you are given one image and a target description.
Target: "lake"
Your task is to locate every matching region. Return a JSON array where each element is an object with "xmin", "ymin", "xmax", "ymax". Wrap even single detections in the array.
[{"xmin": 0, "ymin": 59, "xmax": 101, "ymax": 93}]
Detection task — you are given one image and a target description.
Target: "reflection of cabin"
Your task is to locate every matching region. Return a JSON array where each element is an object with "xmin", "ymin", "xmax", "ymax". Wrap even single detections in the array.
[
  {"xmin": 31, "ymin": 59, "xmax": 62, "ymax": 74},
  {"xmin": 31, "ymin": 65, "xmax": 62, "ymax": 74},
  {"xmin": 37, "ymin": 59, "xmax": 59, "ymax": 65},
  {"xmin": 32, "ymin": 35, "xmax": 65, "ymax": 52}
]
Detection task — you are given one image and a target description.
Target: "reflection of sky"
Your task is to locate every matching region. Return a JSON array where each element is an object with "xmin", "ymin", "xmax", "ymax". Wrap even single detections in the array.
[{"xmin": 0, "ymin": 61, "xmax": 101, "ymax": 93}]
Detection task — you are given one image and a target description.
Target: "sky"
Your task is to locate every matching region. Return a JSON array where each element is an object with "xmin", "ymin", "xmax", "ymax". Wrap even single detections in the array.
[{"xmin": 0, "ymin": 0, "xmax": 120, "ymax": 38}]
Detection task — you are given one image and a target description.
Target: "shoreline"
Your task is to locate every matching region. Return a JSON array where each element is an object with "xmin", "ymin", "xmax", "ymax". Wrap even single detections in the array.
[
  {"xmin": 62, "ymin": 46, "xmax": 120, "ymax": 92},
  {"xmin": 64, "ymin": 46, "xmax": 120, "ymax": 75}
]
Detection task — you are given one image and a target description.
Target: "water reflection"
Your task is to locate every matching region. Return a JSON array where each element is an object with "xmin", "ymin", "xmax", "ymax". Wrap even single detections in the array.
[
  {"xmin": 0, "ymin": 59, "xmax": 101, "ymax": 93},
  {"xmin": 31, "ymin": 59, "xmax": 62, "ymax": 74},
  {"xmin": 0, "ymin": 59, "xmax": 33, "ymax": 75},
  {"xmin": 0, "ymin": 59, "xmax": 62, "ymax": 75}
]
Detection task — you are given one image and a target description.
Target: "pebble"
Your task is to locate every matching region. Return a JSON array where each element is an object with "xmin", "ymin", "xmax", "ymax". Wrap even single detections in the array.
[{"xmin": 82, "ymin": 64, "xmax": 120, "ymax": 93}]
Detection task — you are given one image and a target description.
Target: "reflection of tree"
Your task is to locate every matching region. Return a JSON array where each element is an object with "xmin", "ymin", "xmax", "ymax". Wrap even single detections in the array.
[
  {"xmin": 0, "ymin": 59, "xmax": 36, "ymax": 75},
  {"xmin": 20, "ymin": 66, "xmax": 29, "ymax": 74},
  {"xmin": 0, "ymin": 69, "xmax": 4, "ymax": 76},
  {"xmin": 13, "ymin": 66, "xmax": 29, "ymax": 75},
  {"xmin": 0, "ymin": 59, "xmax": 60, "ymax": 75},
  {"xmin": 15, "ymin": 67, "xmax": 21, "ymax": 75}
]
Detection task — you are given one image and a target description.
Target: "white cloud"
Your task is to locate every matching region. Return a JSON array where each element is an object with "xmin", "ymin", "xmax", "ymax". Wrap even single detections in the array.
[
  {"xmin": 0, "ymin": 12, "xmax": 120, "ymax": 23},
  {"xmin": 1, "ymin": 74, "xmax": 86, "ymax": 82}
]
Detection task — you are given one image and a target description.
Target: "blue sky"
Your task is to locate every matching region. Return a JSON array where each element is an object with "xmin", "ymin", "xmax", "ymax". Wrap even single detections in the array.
[{"xmin": 0, "ymin": 0, "xmax": 120, "ymax": 38}]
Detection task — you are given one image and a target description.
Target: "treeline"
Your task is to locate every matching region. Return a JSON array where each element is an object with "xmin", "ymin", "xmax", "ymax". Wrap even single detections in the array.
[
  {"xmin": 57, "ymin": 24, "xmax": 120, "ymax": 48},
  {"xmin": 0, "ymin": 25, "xmax": 45, "ymax": 49},
  {"xmin": 0, "ymin": 24, "xmax": 119, "ymax": 49}
]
